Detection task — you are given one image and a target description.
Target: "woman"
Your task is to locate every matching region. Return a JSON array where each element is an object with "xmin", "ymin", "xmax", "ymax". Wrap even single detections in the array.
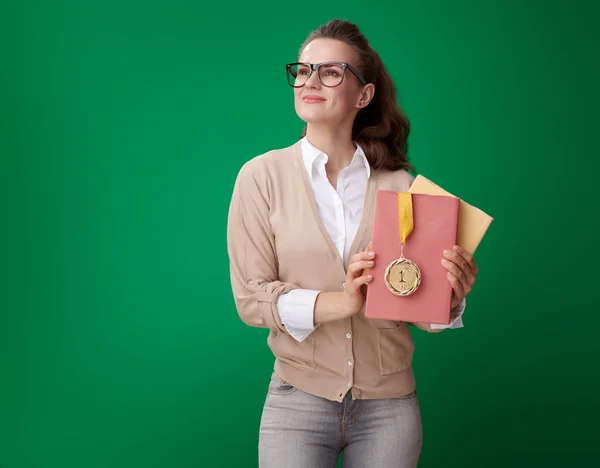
[{"xmin": 227, "ymin": 18, "xmax": 478, "ymax": 468}]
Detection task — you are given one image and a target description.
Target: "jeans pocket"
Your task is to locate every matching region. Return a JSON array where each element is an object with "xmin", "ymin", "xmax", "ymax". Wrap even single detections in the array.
[{"xmin": 267, "ymin": 372, "xmax": 297, "ymax": 395}]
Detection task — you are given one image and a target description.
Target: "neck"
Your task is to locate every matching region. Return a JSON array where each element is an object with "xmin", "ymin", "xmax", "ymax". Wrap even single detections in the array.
[{"xmin": 305, "ymin": 123, "xmax": 356, "ymax": 171}]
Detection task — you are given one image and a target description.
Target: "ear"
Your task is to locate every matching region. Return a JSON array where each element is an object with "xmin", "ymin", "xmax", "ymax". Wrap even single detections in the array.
[{"xmin": 355, "ymin": 83, "xmax": 376, "ymax": 109}]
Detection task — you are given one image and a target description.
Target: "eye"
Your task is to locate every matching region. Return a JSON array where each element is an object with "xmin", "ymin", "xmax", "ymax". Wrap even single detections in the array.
[{"xmin": 320, "ymin": 65, "xmax": 343, "ymax": 77}]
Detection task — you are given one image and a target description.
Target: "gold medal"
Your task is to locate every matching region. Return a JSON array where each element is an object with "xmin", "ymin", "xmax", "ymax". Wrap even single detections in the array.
[
  {"xmin": 384, "ymin": 258, "xmax": 421, "ymax": 296},
  {"xmin": 384, "ymin": 192, "xmax": 421, "ymax": 296}
]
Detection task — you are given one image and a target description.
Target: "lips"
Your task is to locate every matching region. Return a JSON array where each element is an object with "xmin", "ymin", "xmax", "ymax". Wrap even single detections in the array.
[{"xmin": 302, "ymin": 95, "xmax": 326, "ymax": 103}]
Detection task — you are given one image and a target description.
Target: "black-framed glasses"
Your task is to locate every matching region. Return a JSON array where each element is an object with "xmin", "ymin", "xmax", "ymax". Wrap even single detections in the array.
[{"xmin": 285, "ymin": 61, "xmax": 368, "ymax": 88}]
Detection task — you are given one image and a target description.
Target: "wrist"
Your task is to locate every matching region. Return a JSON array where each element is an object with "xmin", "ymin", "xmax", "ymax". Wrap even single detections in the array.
[
  {"xmin": 340, "ymin": 290, "xmax": 352, "ymax": 319},
  {"xmin": 314, "ymin": 291, "xmax": 346, "ymax": 325}
]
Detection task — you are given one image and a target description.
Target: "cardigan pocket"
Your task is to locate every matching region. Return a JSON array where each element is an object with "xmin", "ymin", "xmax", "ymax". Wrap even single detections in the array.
[
  {"xmin": 377, "ymin": 323, "xmax": 415, "ymax": 376},
  {"xmin": 271, "ymin": 332, "xmax": 317, "ymax": 371}
]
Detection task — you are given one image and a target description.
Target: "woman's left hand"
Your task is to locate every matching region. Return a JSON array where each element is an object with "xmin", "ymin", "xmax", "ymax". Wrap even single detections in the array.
[{"xmin": 442, "ymin": 245, "xmax": 479, "ymax": 309}]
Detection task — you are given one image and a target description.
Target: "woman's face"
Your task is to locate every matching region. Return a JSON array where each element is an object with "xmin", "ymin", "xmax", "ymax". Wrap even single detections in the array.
[{"xmin": 293, "ymin": 38, "xmax": 371, "ymax": 127}]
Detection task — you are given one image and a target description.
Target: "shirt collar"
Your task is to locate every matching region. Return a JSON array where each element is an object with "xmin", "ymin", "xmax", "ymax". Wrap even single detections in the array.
[{"xmin": 300, "ymin": 137, "xmax": 371, "ymax": 180}]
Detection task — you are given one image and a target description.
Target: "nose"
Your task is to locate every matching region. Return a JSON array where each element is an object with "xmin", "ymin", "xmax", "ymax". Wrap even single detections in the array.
[{"xmin": 305, "ymin": 69, "xmax": 321, "ymax": 88}]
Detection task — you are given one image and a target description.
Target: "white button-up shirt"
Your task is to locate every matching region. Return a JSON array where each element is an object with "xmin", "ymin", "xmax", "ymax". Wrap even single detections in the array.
[{"xmin": 278, "ymin": 137, "xmax": 465, "ymax": 341}]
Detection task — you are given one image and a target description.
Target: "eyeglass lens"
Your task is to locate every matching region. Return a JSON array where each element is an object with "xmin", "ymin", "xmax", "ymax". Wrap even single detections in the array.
[{"xmin": 288, "ymin": 63, "xmax": 346, "ymax": 87}]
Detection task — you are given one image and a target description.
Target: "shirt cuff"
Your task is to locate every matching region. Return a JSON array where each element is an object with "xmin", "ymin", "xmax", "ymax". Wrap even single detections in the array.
[
  {"xmin": 276, "ymin": 289, "xmax": 321, "ymax": 342},
  {"xmin": 430, "ymin": 297, "xmax": 466, "ymax": 330}
]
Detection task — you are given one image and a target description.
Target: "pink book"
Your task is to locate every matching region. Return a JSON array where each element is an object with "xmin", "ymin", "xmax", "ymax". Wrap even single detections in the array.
[{"xmin": 364, "ymin": 190, "xmax": 460, "ymax": 324}]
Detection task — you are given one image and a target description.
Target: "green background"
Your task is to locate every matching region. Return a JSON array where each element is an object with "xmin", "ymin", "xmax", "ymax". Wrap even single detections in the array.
[{"xmin": 2, "ymin": 0, "xmax": 599, "ymax": 467}]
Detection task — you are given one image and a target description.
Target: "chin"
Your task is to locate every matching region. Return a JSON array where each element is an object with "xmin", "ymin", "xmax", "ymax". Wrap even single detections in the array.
[
  {"xmin": 295, "ymin": 103, "xmax": 333, "ymax": 125},
  {"xmin": 297, "ymin": 113, "xmax": 330, "ymax": 125}
]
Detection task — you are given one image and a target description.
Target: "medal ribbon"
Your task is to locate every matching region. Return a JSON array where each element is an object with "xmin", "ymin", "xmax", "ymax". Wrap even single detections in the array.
[{"xmin": 397, "ymin": 192, "xmax": 414, "ymax": 246}]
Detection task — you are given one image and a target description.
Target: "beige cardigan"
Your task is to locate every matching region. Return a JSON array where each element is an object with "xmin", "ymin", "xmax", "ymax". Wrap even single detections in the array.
[{"xmin": 227, "ymin": 140, "xmax": 418, "ymax": 402}]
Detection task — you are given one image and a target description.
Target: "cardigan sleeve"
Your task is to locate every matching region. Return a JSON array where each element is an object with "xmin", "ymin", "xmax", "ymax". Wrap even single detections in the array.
[{"xmin": 226, "ymin": 160, "xmax": 300, "ymax": 333}]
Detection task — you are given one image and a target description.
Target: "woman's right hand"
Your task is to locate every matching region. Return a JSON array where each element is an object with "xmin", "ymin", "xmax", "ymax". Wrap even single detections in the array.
[
  {"xmin": 313, "ymin": 243, "xmax": 375, "ymax": 325},
  {"xmin": 341, "ymin": 243, "xmax": 375, "ymax": 318}
]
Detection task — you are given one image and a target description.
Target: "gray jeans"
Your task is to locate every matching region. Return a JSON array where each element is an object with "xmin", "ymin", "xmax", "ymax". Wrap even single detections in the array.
[{"xmin": 259, "ymin": 372, "xmax": 423, "ymax": 468}]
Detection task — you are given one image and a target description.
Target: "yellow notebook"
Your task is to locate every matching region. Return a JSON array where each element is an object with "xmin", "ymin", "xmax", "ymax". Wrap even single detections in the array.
[{"xmin": 408, "ymin": 175, "xmax": 494, "ymax": 254}]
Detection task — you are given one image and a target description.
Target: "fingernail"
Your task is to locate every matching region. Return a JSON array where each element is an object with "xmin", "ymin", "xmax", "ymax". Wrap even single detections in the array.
[
  {"xmin": 368, "ymin": 252, "xmax": 375, "ymax": 257},
  {"xmin": 442, "ymin": 259, "xmax": 450, "ymax": 266},
  {"xmin": 443, "ymin": 250, "xmax": 452, "ymax": 255},
  {"xmin": 367, "ymin": 275, "xmax": 373, "ymax": 280}
]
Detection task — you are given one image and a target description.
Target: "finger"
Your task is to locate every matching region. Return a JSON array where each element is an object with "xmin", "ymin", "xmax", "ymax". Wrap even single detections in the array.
[
  {"xmin": 348, "ymin": 260, "xmax": 375, "ymax": 277},
  {"xmin": 452, "ymin": 245, "xmax": 478, "ymax": 274},
  {"xmin": 447, "ymin": 272, "xmax": 464, "ymax": 299},
  {"xmin": 457, "ymin": 269, "xmax": 472, "ymax": 296},
  {"xmin": 353, "ymin": 243, "xmax": 375, "ymax": 278},
  {"xmin": 352, "ymin": 273, "xmax": 373, "ymax": 288},
  {"xmin": 442, "ymin": 251, "xmax": 475, "ymax": 285},
  {"xmin": 448, "ymin": 265, "xmax": 472, "ymax": 298},
  {"xmin": 350, "ymin": 250, "xmax": 376, "ymax": 265},
  {"xmin": 441, "ymin": 257, "xmax": 468, "ymax": 286},
  {"xmin": 344, "ymin": 272, "xmax": 372, "ymax": 294}
]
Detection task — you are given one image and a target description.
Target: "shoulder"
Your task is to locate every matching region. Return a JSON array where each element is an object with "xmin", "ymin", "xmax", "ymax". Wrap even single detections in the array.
[
  {"xmin": 237, "ymin": 141, "xmax": 300, "ymax": 181},
  {"xmin": 232, "ymin": 141, "xmax": 301, "ymax": 201},
  {"xmin": 372, "ymin": 167, "xmax": 416, "ymax": 191}
]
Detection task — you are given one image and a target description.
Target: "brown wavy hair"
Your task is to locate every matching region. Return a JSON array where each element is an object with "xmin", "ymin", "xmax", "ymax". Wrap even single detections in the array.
[{"xmin": 298, "ymin": 18, "xmax": 414, "ymax": 173}]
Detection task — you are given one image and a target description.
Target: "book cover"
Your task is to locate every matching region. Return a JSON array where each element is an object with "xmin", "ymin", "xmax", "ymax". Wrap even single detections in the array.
[{"xmin": 365, "ymin": 191, "xmax": 460, "ymax": 324}]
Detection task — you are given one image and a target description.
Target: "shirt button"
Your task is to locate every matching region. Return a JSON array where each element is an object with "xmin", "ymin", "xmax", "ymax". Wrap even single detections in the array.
[
  {"xmin": 348, "ymin": 382, "xmax": 352, "ymax": 387},
  {"xmin": 348, "ymin": 360, "xmax": 353, "ymax": 366},
  {"xmin": 346, "ymin": 333, "xmax": 352, "ymax": 339}
]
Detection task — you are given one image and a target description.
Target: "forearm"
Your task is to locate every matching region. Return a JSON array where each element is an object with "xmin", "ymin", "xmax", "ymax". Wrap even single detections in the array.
[{"xmin": 313, "ymin": 292, "xmax": 346, "ymax": 326}]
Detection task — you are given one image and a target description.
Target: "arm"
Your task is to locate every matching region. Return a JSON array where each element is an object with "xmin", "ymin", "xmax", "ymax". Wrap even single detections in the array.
[
  {"xmin": 277, "ymin": 247, "xmax": 377, "ymax": 342},
  {"xmin": 277, "ymin": 289, "xmax": 321, "ymax": 342},
  {"xmin": 312, "ymin": 248, "xmax": 376, "ymax": 324},
  {"xmin": 226, "ymin": 160, "xmax": 300, "ymax": 332},
  {"xmin": 227, "ymin": 160, "xmax": 374, "ymax": 336},
  {"xmin": 278, "ymin": 252, "xmax": 376, "ymax": 341}
]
